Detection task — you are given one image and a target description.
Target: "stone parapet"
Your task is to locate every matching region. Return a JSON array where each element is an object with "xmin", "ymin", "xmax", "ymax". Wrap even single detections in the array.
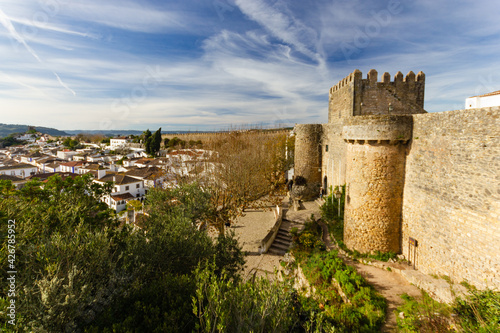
[{"xmin": 342, "ymin": 115, "xmax": 413, "ymax": 143}]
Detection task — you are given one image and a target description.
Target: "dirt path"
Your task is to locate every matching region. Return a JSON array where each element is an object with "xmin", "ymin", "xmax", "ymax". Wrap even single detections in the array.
[{"xmin": 319, "ymin": 221, "xmax": 421, "ymax": 332}]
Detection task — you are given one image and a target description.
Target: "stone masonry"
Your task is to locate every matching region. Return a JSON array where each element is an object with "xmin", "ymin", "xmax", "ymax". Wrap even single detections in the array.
[{"xmin": 294, "ymin": 69, "xmax": 500, "ymax": 290}]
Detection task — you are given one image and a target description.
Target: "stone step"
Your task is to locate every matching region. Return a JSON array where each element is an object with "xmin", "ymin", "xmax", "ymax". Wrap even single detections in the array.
[
  {"xmin": 269, "ymin": 242, "xmax": 289, "ymax": 252},
  {"xmin": 268, "ymin": 247, "xmax": 287, "ymax": 256},
  {"xmin": 315, "ymin": 198, "xmax": 325, "ymax": 207},
  {"xmin": 277, "ymin": 229, "xmax": 291, "ymax": 237},
  {"xmin": 273, "ymin": 237, "xmax": 291, "ymax": 247},
  {"xmin": 275, "ymin": 233, "xmax": 291, "ymax": 241}
]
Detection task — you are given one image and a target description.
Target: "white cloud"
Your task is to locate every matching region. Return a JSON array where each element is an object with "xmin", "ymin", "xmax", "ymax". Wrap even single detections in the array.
[
  {"xmin": 234, "ymin": 0, "xmax": 324, "ymax": 66},
  {"xmin": 0, "ymin": 7, "xmax": 77, "ymax": 96},
  {"xmin": 56, "ymin": 0, "xmax": 185, "ymax": 33}
]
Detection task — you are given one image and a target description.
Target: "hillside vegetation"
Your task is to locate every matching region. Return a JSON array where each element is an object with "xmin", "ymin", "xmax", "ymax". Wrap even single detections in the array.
[{"xmin": 0, "ymin": 123, "xmax": 69, "ymax": 138}]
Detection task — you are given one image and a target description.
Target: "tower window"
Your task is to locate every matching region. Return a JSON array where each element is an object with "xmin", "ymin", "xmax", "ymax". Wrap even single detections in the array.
[{"xmin": 326, "ymin": 145, "xmax": 329, "ymax": 152}]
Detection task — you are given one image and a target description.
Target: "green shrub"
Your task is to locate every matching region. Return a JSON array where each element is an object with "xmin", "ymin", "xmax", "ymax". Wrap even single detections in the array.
[
  {"xmin": 314, "ymin": 240, "xmax": 326, "ymax": 251},
  {"xmin": 396, "ymin": 288, "xmax": 500, "ymax": 333},
  {"xmin": 396, "ymin": 291, "xmax": 454, "ymax": 333},
  {"xmin": 193, "ymin": 262, "xmax": 298, "ymax": 332},
  {"xmin": 320, "ymin": 185, "xmax": 345, "ymax": 223},
  {"xmin": 298, "ymin": 251, "xmax": 386, "ymax": 332},
  {"xmin": 454, "ymin": 288, "xmax": 500, "ymax": 332}
]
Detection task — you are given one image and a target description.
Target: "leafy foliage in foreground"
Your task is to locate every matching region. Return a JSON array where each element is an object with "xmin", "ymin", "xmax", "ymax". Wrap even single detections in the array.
[
  {"xmin": 454, "ymin": 288, "xmax": 500, "ymax": 332},
  {"xmin": 396, "ymin": 288, "xmax": 500, "ymax": 333},
  {"xmin": 0, "ymin": 176, "xmax": 244, "ymax": 332},
  {"xmin": 299, "ymin": 251, "xmax": 387, "ymax": 332},
  {"xmin": 193, "ymin": 263, "xmax": 299, "ymax": 332}
]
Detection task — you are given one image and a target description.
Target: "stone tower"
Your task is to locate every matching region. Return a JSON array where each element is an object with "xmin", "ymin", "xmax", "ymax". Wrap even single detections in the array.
[
  {"xmin": 293, "ymin": 124, "xmax": 323, "ymax": 198},
  {"xmin": 294, "ymin": 68, "xmax": 426, "ymax": 254},
  {"xmin": 343, "ymin": 115, "xmax": 412, "ymax": 253}
]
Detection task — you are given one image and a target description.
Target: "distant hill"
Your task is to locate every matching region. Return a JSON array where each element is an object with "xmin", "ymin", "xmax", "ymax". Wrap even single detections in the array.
[{"xmin": 0, "ymin": 123, "xmax": 69, "ymax": 138}]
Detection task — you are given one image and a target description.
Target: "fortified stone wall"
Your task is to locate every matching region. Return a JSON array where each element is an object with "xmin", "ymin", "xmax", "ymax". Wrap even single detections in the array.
[
  {"xmin": 402, "ymin": 107, "xmax": 500, "ymax": 289},
  {"xmin": 355, "ymin": 69, "xmax": 426, "ymax": 116}
]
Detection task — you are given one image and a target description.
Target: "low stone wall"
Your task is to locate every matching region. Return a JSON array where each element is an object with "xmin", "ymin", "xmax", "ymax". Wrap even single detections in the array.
[{"xmin": 259, "ymin": 206, "xmax": 283, "ymax": 254}]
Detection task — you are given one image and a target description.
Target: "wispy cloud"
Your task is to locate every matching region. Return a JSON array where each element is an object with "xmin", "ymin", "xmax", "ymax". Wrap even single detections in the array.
[
  {"xmin": 0, "ymin": 8, "xmax": 76, "ymax": 96},
  {"xmin": 56, "ymin": 0, "xmax": 186, "ymax": 33},
  {"xmin": 234, "ymin": 0, "xmax": 323, "ymax": 66}
]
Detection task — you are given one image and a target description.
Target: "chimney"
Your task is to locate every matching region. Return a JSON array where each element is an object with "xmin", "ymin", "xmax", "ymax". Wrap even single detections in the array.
[{"xmin": 113, "ymin": 176, "xmax": 116, "ymax": 182}]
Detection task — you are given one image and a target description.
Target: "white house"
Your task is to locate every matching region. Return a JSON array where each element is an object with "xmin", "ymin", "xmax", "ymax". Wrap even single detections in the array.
[
  {"xmin": 94, "ymin": 173, "xmax": 146, "ymax": 212},
  {"xmin": 17, "ymin": 133, "xmax": 37, "ymax": 142},
  {"xmin": 57, "ymin": 150, "xmax": 78, "ymax": 161},
  {"xmin": 87, "ymin": 155, "xmax": 104, "ymax": 163},
  {"xmin": 125, "ymin": 166, "xmax": 167, "ymax": 189},
  {"xmin": 0, "ymin": 163, "xmax": 38, "ymax": 178},
  {"xmin": 35, "ymin": 157, "xmax": 65, "ymax": 173},
  {"xmin": 466, "ymin": 90, "xmax": 500, "ymax": 109},
  {"xmin": 110, "ymin": 137, "xmax": 130, "ymax": 149},
  {"xmin": 60, "ymin": 161, "xmax": 84, "ymax": 174},
  {"xmin": 43, "ymin": 162, "xmax": 62, "ymax": 173}
]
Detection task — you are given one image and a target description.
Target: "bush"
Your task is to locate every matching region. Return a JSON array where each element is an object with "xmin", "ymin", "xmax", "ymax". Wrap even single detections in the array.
[
  {"xmin": 193, "ymin": 263, "xmax": 298, "ymax": 332},
  {"xmin": 454, "ymin": 288, "xmax": 500, "ymax": 332},
  {"xmin": 298, "ymin": 251, "xmax": 387, "ymax": 332},
  {"xmin": 294, "ymin": 175, "xmax": 307, "ymax": 186},
  {"xmin": 314, "ymin": 240, "xmax": 326, "ymax": 251},
  {"xmin": 396, "ymin": 288, "xmax": 500, "ymax": 333},
  {"xmin": 396, "ymin": 292, "xmax": 453, "ymax": 332},
  {"xmin": 298, "ymin": 231, "xmax": 316, "ymax": 249}
]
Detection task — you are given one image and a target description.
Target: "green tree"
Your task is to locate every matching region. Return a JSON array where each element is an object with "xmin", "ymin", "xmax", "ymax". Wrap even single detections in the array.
[
  {"xmin": 0, "ymin": 176, "xmax": 246, "ymax": 332},
  {"xmin": 0, "ymin": 135, "xmax": 22, "ymax": 147},
  {"xmin": 87, "ymin": 184, "xmax": 244, "ymax": 332},
  {"xmin": 0, "ymin": 174, "xmax": 121, "ymax": 331},
  {"xmin": 62, "ymin": 137, "xmax": 81, "ymax": 150},
  {"xmin": 143, "ymin": 129, "xmax": 153, "ymax": 155},
  {"xmin": 152, "ymin": 127, "xmax": 162, "ymax": 156}
]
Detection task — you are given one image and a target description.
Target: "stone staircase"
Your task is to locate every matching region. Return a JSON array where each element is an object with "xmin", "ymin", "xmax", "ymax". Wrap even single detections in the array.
[
  {"xmin": 268, "ymin": 221, "xmax": 293, "ymax": 255},
  {"xmin": 315, "ymin": 197, "xmax": 325, "ymax": 207}
]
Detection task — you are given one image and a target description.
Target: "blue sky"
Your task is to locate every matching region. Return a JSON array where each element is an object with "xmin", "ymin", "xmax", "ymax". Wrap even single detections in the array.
[{"xmin": 0, "ymin": 0, "xmax": 499, "ymax": 131}]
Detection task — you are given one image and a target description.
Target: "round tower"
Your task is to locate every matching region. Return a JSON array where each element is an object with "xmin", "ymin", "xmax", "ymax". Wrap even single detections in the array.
[
  {"xmin": 342, "ymin": 115, "xmax": 412, "ymax": 253},
  {"xmin": 293, "ymin": 124, "xmax": 323, "ymax": 194}
]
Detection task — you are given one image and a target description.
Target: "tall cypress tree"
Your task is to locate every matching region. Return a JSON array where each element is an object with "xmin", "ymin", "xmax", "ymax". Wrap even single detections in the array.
[
  {"xmin": 152, "ymin": 127, "xmax": 162, "ymax": 156},
  {"xmin": 143, "ymin": 129, "xmax": 152, "ymax": 155}
]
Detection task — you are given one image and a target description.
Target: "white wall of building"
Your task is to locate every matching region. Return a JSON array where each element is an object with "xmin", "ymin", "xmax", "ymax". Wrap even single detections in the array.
[
  {"xmin": 466, "ymin": 92, "xmax": 500, "ymax": 109},
  {"xmin": 0, "ymin": 165, "xmax": 37, "ymax": 178}
]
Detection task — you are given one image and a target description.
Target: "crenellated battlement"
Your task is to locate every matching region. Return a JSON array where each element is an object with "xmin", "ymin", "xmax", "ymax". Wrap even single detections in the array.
[
  {"xmin": 329, "ymin": 69, "xmax": 362, "ymax": 94},
  {"xmin": 328, "ymin": 69, "xmax": 426, "ymax": 123},
  {"xmin": 329, "ymin": 69, "xmax": 425, "ymax": 94}
]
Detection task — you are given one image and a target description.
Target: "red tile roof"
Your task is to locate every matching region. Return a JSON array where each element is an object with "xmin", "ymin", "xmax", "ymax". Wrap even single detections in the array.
[
  {"xmin": 61, "ymin": 161, "xmax": 84, "ymax": 167},
  {"xmin": 111, "ymin": 193, "xmax": 135, "ymax": 201},
  {"xmin": 95, "ymin": 173, "xmax": 142, "ymax": 185}
]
